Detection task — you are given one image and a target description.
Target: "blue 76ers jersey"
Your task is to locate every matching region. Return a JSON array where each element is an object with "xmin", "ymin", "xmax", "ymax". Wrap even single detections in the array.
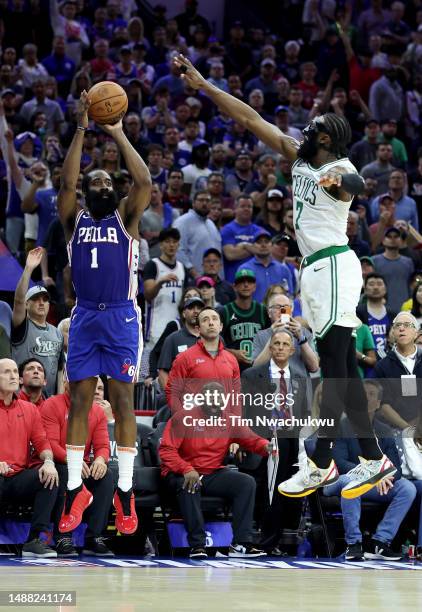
[{"xmin": 67, "ymin": 210, "xmax": 139, "ymax": 303}]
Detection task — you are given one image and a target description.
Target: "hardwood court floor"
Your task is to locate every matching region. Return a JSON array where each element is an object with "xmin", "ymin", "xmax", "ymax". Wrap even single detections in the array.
[{"xmin": 3, "ymin": 566, "xmax": 422, "ymax": 612}]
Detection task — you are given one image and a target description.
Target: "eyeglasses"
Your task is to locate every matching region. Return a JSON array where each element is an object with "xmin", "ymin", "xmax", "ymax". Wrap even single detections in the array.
[{"xmin": 392, "ymin": 322, "xmax": 416, "ymax": 329}]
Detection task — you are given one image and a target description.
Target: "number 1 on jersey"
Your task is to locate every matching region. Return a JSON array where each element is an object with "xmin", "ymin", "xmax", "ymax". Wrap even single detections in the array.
[
  {"xmin": 90, "ymin": 247, "xmax": 99, "ymax": 269},
  {"xmin": 295, "ymin": 200, "xmax": 303, "ymax": 230}
]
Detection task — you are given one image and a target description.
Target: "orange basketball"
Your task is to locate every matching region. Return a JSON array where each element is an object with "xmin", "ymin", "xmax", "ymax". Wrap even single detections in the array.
[{"xmin": 88, "ymin": 81, "xmax": 128, "ymax": 125}]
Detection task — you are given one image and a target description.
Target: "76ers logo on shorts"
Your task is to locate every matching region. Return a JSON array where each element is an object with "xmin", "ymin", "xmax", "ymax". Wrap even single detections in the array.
[{"xmin": 121, "ymin": 358, "xmax": 136, "ymax": 378}]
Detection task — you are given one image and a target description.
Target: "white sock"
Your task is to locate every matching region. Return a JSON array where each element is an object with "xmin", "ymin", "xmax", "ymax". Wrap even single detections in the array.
[
  {"xmin": 66, "ymin": 445, "xmax": 84, "ymax": 490},
  {"xmin": 117, "ymin": 446, "xmax": 136, "ymax": 492}
]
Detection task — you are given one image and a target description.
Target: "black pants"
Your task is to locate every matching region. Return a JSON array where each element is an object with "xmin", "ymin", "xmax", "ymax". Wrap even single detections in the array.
[
  {"xmin": 246, "ymin": 438, "xmax": 302, "ymax": 551},
  {"xmin": 52, "ymin": 464, "xmax": 114, "ymax": 539},
  {"xmin": 165, "ymin": 468, "xmax": 257, "ymax": 548},
  {"xmin": 0, "ymin": 468, "xmax": 58, "ymax": 538},
  {"xmin": 314, "ymin": 325, "xmax": 381, "ymax": 464}
]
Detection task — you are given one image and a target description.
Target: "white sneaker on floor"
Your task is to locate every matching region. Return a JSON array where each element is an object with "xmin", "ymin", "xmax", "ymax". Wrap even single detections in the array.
[
  {"xmin": 277, "ymin": 458, "xmax": 339, "ymax": 498},
  {"xmin": 228, "ymin": 544, "xmax": 266, "ymax": 558},
  {"xmin": 341, "ymin": 455, "xmax": 397, "ymax": 499}
]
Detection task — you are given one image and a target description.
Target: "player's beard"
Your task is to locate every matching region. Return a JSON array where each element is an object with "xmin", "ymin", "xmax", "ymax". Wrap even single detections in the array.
[
  {"xmin": 297, "ymin": 131, "xmax": 320, "ymax": 162},
  {"xmin": 85, "ymin": 188, "xmax": 119, "ymax": 219}
]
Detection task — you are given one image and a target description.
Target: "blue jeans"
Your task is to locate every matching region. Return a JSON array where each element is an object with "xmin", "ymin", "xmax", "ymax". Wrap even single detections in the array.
[
  {"xmin": 410, "ymin": 479, "xmax": 422, "ymax": 546},
  {"xmin": 324, "ymin": 474, "xmax": 416, "ymax": 545}
]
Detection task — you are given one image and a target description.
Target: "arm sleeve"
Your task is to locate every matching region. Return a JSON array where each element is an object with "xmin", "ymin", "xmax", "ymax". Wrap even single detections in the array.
[
  {"xmin": 40, "ymin": 400, "xmax": 66, "ymax": 463},
  {"xmin": 92, "ymin": 408, "xmax": 110, "ymax": 462},
  {"xmin": 159, "ymin": 417, "xmax": 193, "ymax": 474}
]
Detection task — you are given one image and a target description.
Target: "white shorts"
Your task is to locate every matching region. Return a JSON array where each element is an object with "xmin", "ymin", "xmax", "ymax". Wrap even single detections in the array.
[{"xmin": 300, "ymin": 248, "xmax": 362, "ymax": 339}]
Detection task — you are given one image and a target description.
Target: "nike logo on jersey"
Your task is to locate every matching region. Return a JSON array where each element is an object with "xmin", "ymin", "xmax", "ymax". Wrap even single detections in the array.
[
  {"xmin": 230, "ymin": 314, "xmax": 237, "ymax": 321},
  {"xmin": 314, "ymin": 266, "xmax": 327, "ymax": 272},
  {"xmin": 125, "ymin": 316, "xmax": 136, "ymax": 322}
]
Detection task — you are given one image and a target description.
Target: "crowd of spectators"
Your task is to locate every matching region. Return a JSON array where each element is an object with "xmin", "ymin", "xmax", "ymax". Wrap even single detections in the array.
[{"xmin": 1, "ymin": 0, "xmax": 422, "ymax": 559}]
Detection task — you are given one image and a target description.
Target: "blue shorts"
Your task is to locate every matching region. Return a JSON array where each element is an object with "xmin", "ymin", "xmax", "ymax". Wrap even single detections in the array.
[{"xmin": 66, "ymin": 300, "xmax": 143, "ymax": 383}]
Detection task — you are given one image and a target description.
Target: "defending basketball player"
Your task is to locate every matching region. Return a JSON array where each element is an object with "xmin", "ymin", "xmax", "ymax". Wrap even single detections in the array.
[
  {"xmin": 172, "ymin": 54, "xmax": 396, "ymax": 500},
  {"xmin": 57, "ymin": 91, "xmax": 151, "ymax": 534}
]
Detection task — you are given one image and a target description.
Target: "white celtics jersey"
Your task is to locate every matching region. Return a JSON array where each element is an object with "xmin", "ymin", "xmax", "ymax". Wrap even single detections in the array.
[
  {"xmin": 292, "ymin": 157, "xmax": 357, "ymax": 257},
  {"xmin": 145, "ymin": 258, "xmax": 185, "ymax": 344}
]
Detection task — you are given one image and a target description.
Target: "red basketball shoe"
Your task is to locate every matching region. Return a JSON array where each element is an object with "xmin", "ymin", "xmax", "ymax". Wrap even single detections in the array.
[
  {"xmin": 113, "ymin": 488, "xmax": 138, "ymax": 535},
  {"xmin": 59, "ymin": 484, "xmax": 93, "ymax": 533}
]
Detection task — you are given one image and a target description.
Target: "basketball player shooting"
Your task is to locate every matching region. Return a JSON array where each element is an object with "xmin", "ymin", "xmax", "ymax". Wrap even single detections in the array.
[
  {"xmin": 57, "ymin": 91, "xmax": 151, "ymax": 534},
  {"xmin": 173, "ymin": 55, "xmax": 396, "ymax": 500}
]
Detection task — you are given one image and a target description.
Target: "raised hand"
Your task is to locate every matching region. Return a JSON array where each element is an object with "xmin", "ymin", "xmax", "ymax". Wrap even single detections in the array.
[
  {"xmin": 172, "ymin": 54, "xmax": 207, "ymax": 90},
  {"xmin": 26, "ymin": 246, "xmax": 44, "ymax": 272},
  {"xmin": 77, "ymin": 90, "xmax": 91, "ymax": 128}
]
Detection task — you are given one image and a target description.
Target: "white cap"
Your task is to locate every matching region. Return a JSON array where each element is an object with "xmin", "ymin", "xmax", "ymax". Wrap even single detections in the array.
[
  {"xmin": 268, "ymin": 189, "xmax": 284, "ymax": 199},
  {"xmin": 25, "ymin": 285, "xmax": 49, "ymax": 301}
]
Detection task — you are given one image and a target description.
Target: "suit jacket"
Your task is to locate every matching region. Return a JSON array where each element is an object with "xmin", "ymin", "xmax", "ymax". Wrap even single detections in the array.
[{"xmin": 241, "ymin": 361, "xmax": 309, "ymax": 438}]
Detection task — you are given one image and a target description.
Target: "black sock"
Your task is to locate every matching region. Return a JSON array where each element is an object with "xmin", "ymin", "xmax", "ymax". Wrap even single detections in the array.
[
  {"xmin": 28, "ymin": 529, "xmax": 40, "ymax": 542},
  {"xmin": 311, "ymin": 438, "xmax": 335, "ymax": 469},
  {"xmin": 358, "ymin": 438, "xmax": 383, "ymax": 461}
]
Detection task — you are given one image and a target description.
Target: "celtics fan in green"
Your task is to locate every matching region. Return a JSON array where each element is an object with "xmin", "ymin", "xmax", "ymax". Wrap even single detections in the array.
[
  {"xmin": 219, "ymin": 269, "xmax": 269, "ymax": 372},
  {"xmin": 171, "ymin": 53, "xmax": 396, "ymax": 501}
]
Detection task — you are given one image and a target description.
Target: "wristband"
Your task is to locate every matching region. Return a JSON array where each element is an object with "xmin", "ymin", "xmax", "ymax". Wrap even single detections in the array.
[{"xmin": 77, "ymin": 126, "xmax": 87, "ymax": 131}]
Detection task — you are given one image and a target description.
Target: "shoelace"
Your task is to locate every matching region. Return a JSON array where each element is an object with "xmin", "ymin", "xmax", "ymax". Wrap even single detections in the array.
[
  {"xmin": 291, "ymin": 460, "xmax": 322, "ymax": 485},
  {"xmin": 346, "ymin": 462, "xmax": 372, "ymax": 480}
]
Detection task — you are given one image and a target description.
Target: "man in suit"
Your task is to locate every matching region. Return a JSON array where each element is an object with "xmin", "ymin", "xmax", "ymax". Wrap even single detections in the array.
[{"xmin": 241, "ymin": 329, "xmax": 308, "ymax": 554}]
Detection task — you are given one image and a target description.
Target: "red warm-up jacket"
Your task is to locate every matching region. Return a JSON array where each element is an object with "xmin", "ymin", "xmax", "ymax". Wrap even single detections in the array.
[
  {"xmin": 18, "ymin": 389, "xmax": 45, "ymax": 410},
  {"xmin": 159, "ymin": 407, "xmax": 269, "ymax": 477},
  {"xmin": 0, "ymin": 397, "xmax": 52, "ymax": 476},
  {"xmin": 40, "ymin": 393, "xmax": 110, "ymax": 464},
  {"xmin": 165, "ymin": 339, "xmax": 241, "ymax": 414}
]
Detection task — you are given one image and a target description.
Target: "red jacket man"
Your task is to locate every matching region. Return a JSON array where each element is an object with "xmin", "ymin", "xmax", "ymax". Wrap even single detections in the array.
[
  {"xmin": 165, "ymin": 338, "xmax": 241, "ymax": 414},
  {"xmin": 160, "ymin": 309, "xmax": 272, "ymax": 560},
  {"xmin": 40, "ymin": 392, "xmax": 110, "ymax": 464},
  {"xmin": 0, "ymin": 358, "xmax": 58, "ymax": 558},
  {"xmin": 40, "ymin": 388, "xmax": 114, "ymax": 558}
]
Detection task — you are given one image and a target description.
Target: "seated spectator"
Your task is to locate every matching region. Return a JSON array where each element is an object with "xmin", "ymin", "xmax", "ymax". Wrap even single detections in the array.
[
  {"xmin": 202, "ymin": 248, "xmax": 236, "ymax": 306},
  {"xmin": 206, "ymin": 172, "xmax": 233, "ymax": 210},
  {"xmin": 173, "ymin": 191, "xmax": 222, "ymax": 278},
  {"xmin": 375, "ymin": 312, "xmax": 421, "ymax": 429},
  {"xmin": 369, "ymin": 65, "xmax": 404, "ymax": 124},
  {"xmin": 207, "ymin": 61, "xmax": 229, "ymax": 93},
  {"xmin": 296, "ymin": 62, "xmax": 319, "ymax": 110},
  {"xmin": 221, "ymin": 194, "xmax": 262, "ymax": 283},
  {"xmin": 398, "ymin": 415, "xmax": 422, "ymax": 560},
  {"xmin": 0, "ymin": 358, "xmax": 58, "ymax": 558},
  {"xmin": 240, "ymin": 230, "xmax": 294, "ymax": 301},
  {"xmin": 252, "ymin": 291, "xmax": 318, "ymax": 376},
  {"xmin": 153, "ymin": 55, "xmax": 186, "ymax": 97},
  {"xmin": 209, "ymin": 144, "xmax": 228, "ymax": 175},
  {"xmin": 279, "ymin": 40, "xmax": 301, "ymax": 84},
  {"xmin": 18, "ymin": 44, "xmax": 49, "ymax": 92},
  {"xmin": 245, "ymin": 58, "xmax": 278, "ymax": 99},
  {"xmin": 287, "ymin": 86, "xmax": 309, "ymax": 131},
  {"xmin": 160, "ymin": 380, "xmax": 272, "ymax": 559},
  {"xmin": 322, "ymin": 379, "xmax": 416, "ymax": 561},
  {"xmin": 107, "ymin": 45, "xmax": 137, "ymax": 87},
  {"xmin": 157, "ymin": 296, "xmax": 204, "ymax": 391},
  {"xmin": 123, "ymin": 113, "xmax": 149, "ymax": 160},
  {"xmin": 361, "ymin": 143, "xmax": 396, "ymax": 196},
  {"xmin": 347, "ymin": 211, "xmax": 371, "ymax": 258},
  {"xmin": 41, "ymin": 380, "xmax": 114, "ymax": 557},
  {"xmin": 271, "ymin": 235, "xmax": 299, "ymax": 291},
  {"xmin": 146, "ymin": 145, "xmax": 167, "ymax": 192},
  {"xmin": 12, "ymin": 249, "xmax": 64, "ymax": 397},
  {"xmin": 405, "ymin": 282, "xmax": 422, "ymax": 327},
  {"xmin": 93, "ymin": 377, "xmax": 114, "ymax": 424},
  {"xmin": 371, "ymin": 169, "xmax": 419, "ymax": 230},
  {"xmin": 242, "ymin": 329, "xmax": 309, "ymax": 553},
  {"xmin": 41, "ymin": 36, "xmax": 75, "ymax": 97},
  {"xmin": 272, "ymin": 106, "xmax": 302, "ymax": 144},
  {"xmin": 218, "ymin": 269, "xmax": 269, "ymax": 372},
  {"xmin": 18, "ymin": 358, "xmax": 47, "ymax": 409}
]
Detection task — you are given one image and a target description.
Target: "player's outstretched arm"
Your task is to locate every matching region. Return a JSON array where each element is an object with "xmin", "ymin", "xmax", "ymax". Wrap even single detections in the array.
[
  {"xmin": 58, "ymin": 91, "xmax": 89, "ymax": 240},
  {"xmin": 101, "ymin": 121, "xmax": 152, "ymax": 240},
  {"xmin": 173, "ymin": 54, "xmax": 299, "ymax": 162}
]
